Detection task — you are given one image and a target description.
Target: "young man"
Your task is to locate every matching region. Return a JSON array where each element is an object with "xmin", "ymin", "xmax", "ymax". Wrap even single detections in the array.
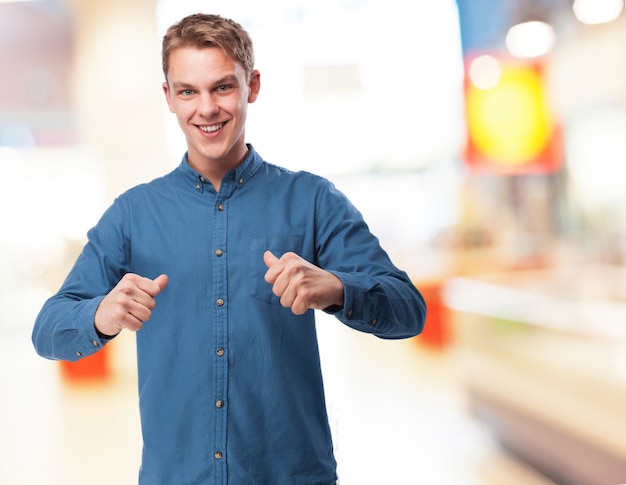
[{"xmin": 33, "ymin": 13, "xmax": 426, "ymax": 485}]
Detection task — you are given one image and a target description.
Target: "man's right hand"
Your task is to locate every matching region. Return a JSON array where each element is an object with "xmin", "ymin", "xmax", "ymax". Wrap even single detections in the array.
[{"xmin": 94, "ymin": 273, "xmax": 169, "ymax": 336}]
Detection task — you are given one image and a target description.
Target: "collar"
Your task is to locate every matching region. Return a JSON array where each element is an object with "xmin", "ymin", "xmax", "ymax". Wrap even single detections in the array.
[{"xmin": 177, "ymin": 144, "xmax": 263, "ymax": 193}]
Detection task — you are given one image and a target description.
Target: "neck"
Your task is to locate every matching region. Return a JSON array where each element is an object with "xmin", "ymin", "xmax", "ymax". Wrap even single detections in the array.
[{"xmin": 188, "ymin": 146, "xmax": 249, "ymax": 192}]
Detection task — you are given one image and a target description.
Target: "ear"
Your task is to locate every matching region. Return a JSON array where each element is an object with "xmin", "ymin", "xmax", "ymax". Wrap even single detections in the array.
[
  {"xmin": 247, "ymin": 70, "xmax": 261, "ymax": 104},
  {"xmin": 162, "ymin": 81, "xmax": 175, "ymax": 113}
]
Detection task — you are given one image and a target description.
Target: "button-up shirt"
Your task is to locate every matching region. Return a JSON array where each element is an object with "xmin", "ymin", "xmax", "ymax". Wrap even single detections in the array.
[{"xmin": 32, "ymin": 145, "xmax": 426, "ymax": 485}]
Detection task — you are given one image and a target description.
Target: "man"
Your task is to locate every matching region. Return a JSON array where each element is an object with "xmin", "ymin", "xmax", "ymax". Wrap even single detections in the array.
[{"xmin": 33, "ymin": 13, "xmax": 426, "ymax": 485}]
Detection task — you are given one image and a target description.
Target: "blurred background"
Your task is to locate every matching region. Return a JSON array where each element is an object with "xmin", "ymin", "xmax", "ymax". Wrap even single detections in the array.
[{"xmin": 1, "ymin": 0, "xmax": 626, "ymax": 483}]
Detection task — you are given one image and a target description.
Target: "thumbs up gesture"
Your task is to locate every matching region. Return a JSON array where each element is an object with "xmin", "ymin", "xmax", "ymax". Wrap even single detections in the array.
[
  {"xmin": 94, "ymin": 273, "xmax": 169, "ymax": 336},
  {"xmin": 263, "ymin": 251, "xmax": 344, "ymax": 315}
]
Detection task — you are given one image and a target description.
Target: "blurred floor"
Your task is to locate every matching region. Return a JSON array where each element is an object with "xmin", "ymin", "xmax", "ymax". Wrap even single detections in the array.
[{"xmin": 1, "ymin": 313, "xmax": 556, "ymax": 485}]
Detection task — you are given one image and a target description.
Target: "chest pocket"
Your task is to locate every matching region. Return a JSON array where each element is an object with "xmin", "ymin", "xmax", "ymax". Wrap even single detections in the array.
[{"xmin": 249, "ymin": 236, "xmax": 304, "ymax": 304}]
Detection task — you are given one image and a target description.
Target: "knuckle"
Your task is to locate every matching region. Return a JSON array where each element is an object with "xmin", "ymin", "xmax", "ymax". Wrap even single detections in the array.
[
  {"xmin": 122, "ymin": 273, "xmax": 138, "ymax": 283},
  {"xmin": 298, "ymin": 287, "xmax": 313, "ymax": 302},
  {"xmin": 118, "ymin": 285, "xmax": 134, "ymax": 296},
  {"xmin": 112, "ymin": 307, "xmax": 128, "ymax": 321}
]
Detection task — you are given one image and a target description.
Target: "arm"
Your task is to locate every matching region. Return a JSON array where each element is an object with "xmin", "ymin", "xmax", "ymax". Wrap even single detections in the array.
[
  {"xmin": 31, "ymin": 196, "xmax": 165, "ymax": 361},
  {"xmin": 325, "ymin": 265, "xmax": 425, "ymax": 339},
  {"xmin": 317, "ymin": 179, "xmax": 426, "ymax": 339},
  {"xmin": 264, "ymin": 178, "xmax": 426, "ymax": 339}
]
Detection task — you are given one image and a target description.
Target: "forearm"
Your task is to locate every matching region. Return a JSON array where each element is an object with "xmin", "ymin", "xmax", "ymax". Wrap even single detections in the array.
[
  {"xmin": 32, "ymin": 295, "xmax": 112, "ymax": 361},
  {"xmin": 327, "ymin": 270, "xmax": 426, "ymax": 339}
]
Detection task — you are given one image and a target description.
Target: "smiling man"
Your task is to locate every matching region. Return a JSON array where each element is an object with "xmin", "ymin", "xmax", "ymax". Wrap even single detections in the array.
[
  {"xmin": 163, "ymin": 43, "xmax": 259, "ymax": 191},
  {"xmin": 32, "ymin": 13, "xmax": 426, "ymax": 485}
]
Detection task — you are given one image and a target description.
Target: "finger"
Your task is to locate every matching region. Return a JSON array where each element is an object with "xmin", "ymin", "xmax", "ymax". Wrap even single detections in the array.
[
  {"xmin": 136, "ymin": 275, "xmax": 165, "ymax": 298},
  {"xmin": 131, "ymin": 274, "xmax": 168, "ymax": 322},
  {"xmin": 153, "ymin": 274, "xmax": 169, "ymax": 291},
  {"xmin": 120, "ymin": 312, "xmax": 145, "ymax": 332},
  {"xmin": 263, "ymin": 250, "xmax": 279, "ymax": 268},
  {"xmin": 114, "ymin": 279, "xmax": 156, "ymax": 316},
  {"xmin": 290, "ymin": 298, "xmax": 309, "ymax": 315},
  {"xmin": 287, "ymin": 284, "xmax": 312, "ymax": 315},
  {"xmin": 264, "ymin": 250, "xmax": 281, "ymax": 283},
  {"xmin": 100, "ymin": 300, "xmax": 146, "ymax": 334},
  {"xmin": 128, "ymin": 298, "xmax": 155, "ymax": 322},
  {"xmin": 278, "ymin": 281, "xmax": 295, "ymax": 307}
]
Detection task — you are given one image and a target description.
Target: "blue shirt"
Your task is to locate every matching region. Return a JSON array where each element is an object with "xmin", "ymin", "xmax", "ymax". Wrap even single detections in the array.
[{"xmin": 33, "ymin": 145, "xmax": 426, "ymax": 485}]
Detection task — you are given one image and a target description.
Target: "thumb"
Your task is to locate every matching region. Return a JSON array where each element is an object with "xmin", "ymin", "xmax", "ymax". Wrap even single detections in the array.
[
  {"xmin": 263, "ymin": 250, "xmax": 279, "ymax": 269},
  {"xmin": 153, "ymin": 274, "xmax": 169, "ymax": 292}
]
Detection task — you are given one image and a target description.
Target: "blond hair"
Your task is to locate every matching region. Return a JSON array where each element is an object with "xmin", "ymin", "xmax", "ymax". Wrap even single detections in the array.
[{"xmin": 162, "ymin": 13, "xmax": 255, "ymax": 80}]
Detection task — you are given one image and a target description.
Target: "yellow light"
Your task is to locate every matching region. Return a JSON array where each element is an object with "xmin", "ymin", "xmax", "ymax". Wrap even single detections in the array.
[{"xmin": 466, "ymin": 62, "xmax": 553, "ymax": 165}]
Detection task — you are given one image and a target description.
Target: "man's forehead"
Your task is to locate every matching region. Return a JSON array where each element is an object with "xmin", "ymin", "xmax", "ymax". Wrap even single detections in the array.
[{"xmin": 167, "ymin": 48, "xmax": 245, "ymax": 82}]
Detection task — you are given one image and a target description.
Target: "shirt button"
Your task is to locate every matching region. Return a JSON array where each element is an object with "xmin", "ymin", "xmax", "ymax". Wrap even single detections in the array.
[
  {"xmin": 238, "ymin": 178, "xmax": 244, "ymax": 184},
  {"xmin": 76, "ymin": 351, "xmax": 82, "ymax": 357},
  {"xmin": 346, "ymin": 309, "xmax": 353, "ymax": 318},
  {"xmin": 216, "ymin": 399, "xmax": 224, "ymax": 408},
  {"xmin": 371, "ymin": 318, "xmax": 377, "ymax": 325},
  {"xmin": 216, "ymin": 348, "xmax": 225, "ymax": 357},
  {"xmin": 216, "ymin": 298, "xmax": 224, "ymax": 307},
  {"xmin": 92, "ymin": 340, "xmax": 99, "ymax": 347},
  {"xmin": 217, "ymin": 203, "xmax": 224, "ymax": 211},
  {"xmin": 215, "ymin": 249, "xmax": 223, "ymax": 257},
  {"xmin": 195, "ymin": 184, "xmax": 201, "ymax": 190},
  {"xmin": 214, "ymin": 451, "xmax": 223, "ymax": 460}
]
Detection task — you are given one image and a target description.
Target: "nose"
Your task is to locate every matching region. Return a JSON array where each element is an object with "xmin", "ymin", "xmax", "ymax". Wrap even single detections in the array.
[{"xmin": 197, "ymin": 92, "xmax": 219, "ymax": 118}]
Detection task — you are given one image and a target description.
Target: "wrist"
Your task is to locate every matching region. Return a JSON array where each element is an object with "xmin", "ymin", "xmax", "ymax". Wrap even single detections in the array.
[{"xmin": 94, "ymin": 320, "xmax": 121, "ymax": 338}]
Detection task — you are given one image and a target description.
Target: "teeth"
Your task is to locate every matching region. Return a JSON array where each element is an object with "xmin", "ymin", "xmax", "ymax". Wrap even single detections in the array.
[{"xmin": 199, "ymin": 123, "xmax": 224, "ymax": 133}]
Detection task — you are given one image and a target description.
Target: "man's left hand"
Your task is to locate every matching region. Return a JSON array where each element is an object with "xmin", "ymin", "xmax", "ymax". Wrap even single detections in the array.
[{"xmin": 263, "ymin": 251, "xmax": 344, "ymax": 315}]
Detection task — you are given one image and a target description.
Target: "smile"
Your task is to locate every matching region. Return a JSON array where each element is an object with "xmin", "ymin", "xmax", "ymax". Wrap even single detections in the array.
[{"xmin": 199, "ymin": 122, "xmax": 225, "ymax": 133}]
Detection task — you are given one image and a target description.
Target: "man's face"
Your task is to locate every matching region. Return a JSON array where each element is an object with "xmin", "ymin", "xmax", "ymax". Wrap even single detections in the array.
[{"xmin": 163, "ymin": 47, "xmax": 260, "ymax": 171}]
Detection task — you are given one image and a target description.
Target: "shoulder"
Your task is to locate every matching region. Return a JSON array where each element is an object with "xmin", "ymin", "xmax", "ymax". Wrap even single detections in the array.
[
  {"xmin": 116, "ymin": 168, "xmax": 179, "ymax": 201},
  {"xmin": 258, "ymin": 161, "xmax": 333, "ymax": 190}
]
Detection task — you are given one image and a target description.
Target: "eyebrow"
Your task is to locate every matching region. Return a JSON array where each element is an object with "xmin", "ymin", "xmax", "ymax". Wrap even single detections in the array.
[
  {"xmin": 213, "ymin": 75, "xmax": 240, "ymax": 85},
  {"xmin": 171, "ymin": 75, "xmax": 240, "ymax": 90},
  {"xmin": 171, "ymin": 82, "xmax": 195, "ymax": 90}
]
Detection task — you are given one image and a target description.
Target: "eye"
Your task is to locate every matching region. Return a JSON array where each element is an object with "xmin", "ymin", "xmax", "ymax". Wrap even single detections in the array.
[
  {"xmin": 216, "ymin": 85, "xmax": 231, "ymax": 92},
  {"xmin": 181, "ymin": 89, "xmax": 194, "ymax": 96}
]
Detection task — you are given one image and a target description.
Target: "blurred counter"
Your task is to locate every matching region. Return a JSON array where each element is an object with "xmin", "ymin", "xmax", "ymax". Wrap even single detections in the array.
[{"xmin": 442, "ymin": 264, "xmax": 626, "ymax": 485}]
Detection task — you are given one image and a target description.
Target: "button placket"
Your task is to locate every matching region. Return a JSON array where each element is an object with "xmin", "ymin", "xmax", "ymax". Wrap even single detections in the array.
[{"xmin": 212, "ymin": 194, "xmax": 228, "ymax": 481}]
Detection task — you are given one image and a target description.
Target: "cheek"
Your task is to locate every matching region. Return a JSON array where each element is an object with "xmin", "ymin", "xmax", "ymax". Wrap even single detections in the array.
[
  {"xmin": 172, "ymin": 102, "xmax": 194, "ymax": 120},
  {"xmin": 234, "ymin": 99, "xmax": 250, "ymax": 119}
]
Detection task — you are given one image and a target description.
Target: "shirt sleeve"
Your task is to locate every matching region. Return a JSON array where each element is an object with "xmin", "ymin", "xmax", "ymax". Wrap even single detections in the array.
[
  {"xmin": 32, "ymin": 196, "xmax": 130, "ymax": 361},
  {"xmin": 314, "ymin": 179, "xmax": 426, "ymax": 339}
]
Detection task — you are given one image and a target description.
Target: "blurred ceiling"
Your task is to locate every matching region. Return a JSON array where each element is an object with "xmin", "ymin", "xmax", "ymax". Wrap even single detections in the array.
[
  {"xmin": 0, "ymin": 0, "xmax": 73, "ymax": 146},
  {"xmin": 0, "ymin": 0, "xmax": 619, "ymax": 148},
  {"xmin": 455, "ymin": 0, "xmax": 574, "ymax": 53}
]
